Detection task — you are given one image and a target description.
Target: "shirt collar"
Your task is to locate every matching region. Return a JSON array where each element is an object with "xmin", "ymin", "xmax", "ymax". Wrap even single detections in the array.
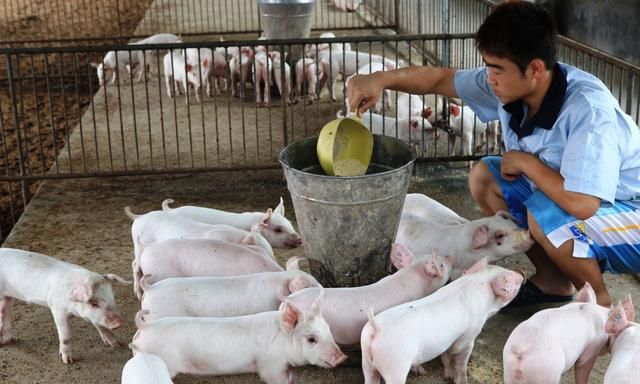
[{"xmin": 503, "ymin": 63, "xmax": 567, "ymax": 139}]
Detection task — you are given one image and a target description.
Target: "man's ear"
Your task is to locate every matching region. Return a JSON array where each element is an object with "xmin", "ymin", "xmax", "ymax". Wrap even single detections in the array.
[{"xmin": 528, "ymin": 59, "xmax": 546, "ymax": 80}]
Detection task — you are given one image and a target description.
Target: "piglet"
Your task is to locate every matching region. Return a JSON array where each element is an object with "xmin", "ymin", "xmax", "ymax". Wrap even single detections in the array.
[
  {"xmin": 294, "ymin": 57, "xmax": 319, "ymax": 103},
  {"xmin": 396, "ymin": 196, "xmax": 533, "ymax": 279},
  {"xmin": 140, "ymin": 266, "xmax": 321, "ymax": 321},
  {"xmin": 402, "ymin": 193, "xmax": 467, "ymax": 225},
  {"xmin": 163, "ymin": 50, "xmax": 200, "ymax": 104},
  {"xmin": 270, "ymin": 50, "xmax": 292, "ymax": 105},
  {"xmin": 503, "ymin": 283, "xmax": 633, "ymax": 384},
  {"xmin": 604, "ymin": 299, "xmax": 639, "ymax": 384},
  {"xmin": 125, "ymin": 207, "xmax": 274, "ymax": 299},
  {"xmin": 285, "ymin": 244, "xmax": 452, "ymax": 345},
  {"xmin": 360, "ymin": 112, "xmax": 434, "ymax": 145},
  {"xmin": 161, "ymin": 197, "xmax": 302, "ymax": 248},
  {"xmin": 137, "ymin": 238, "xmax": 286, "ymax": 288},
  {"xmin": 184, "ymin": 48, "xmax": 214, "ymax": 97},
  {"xmin": 91, "ymin": 50, "xmax": 143, "ymax": 86},
  {"xmin": 444, "ymin": 104, "xmax": 500, "ymax": 165},
  {"xmin": 361, "ymin": 259, "xmax": 523, "ymax": 384},
  {"xmin": 0, "ymin": 248, "xmax": 129, "ymax": 364},
  {"xmin": 131, "ymin": 291, "xmax": 347, "ymax": 382},
  {"xmin": 121, "ymin": 351, "xmax": 174, "ymax": 384}
]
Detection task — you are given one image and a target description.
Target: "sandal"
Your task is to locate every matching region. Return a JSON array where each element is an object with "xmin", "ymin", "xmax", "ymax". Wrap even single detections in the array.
[{"xmin": 506, "ymin": 280, "xmax": 574, "ymax": 308}]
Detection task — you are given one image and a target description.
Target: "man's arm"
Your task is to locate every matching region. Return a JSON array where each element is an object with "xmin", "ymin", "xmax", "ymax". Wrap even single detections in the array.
[
  {"xmin": 347, "ymin": 66, "xmax": 458, "ymax": 116},
  {"xmin": 501, "ymin": 151, "xmax": 601, "ymax": 219}
]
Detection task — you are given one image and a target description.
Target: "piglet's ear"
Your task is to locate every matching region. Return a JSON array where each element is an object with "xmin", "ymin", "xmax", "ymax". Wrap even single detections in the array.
[
  {"xmin": 390, "ymin": 243, "xmax": 416, "ymax": 270},
  {"xmin": 621, "ymin": 294, "xmax": 635, "ymax": 322},
  {"xmin": 280, "ymin": 301, "xmax": 302, "ymax": 332},
  {"xmin": 71, "ymin": 280, "xmax": 93, "ymax": 302},
  {"xmin": 260, "ymin": 209, "xmax": 273, "ymax": 227},
  {"xmin": 274, "ymin": 197, "xmax": 285, "ymax": 216},
  {"xmin": 605, "ymin": 302, "xmax": 629, "ymax": 335},
  {"xmin": 472, "ymin": 225, "xmax": 489, "ymax": 249},
  {"xmin": 424, "ymin": 253, "xmax": 442, "ymax": 278},
  {"xmin": 574, "ymin": 282, "xmax": 596, "ymax": 303}
]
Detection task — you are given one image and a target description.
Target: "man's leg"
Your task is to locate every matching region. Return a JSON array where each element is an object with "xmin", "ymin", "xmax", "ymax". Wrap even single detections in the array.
[
  {"xmin": 469, "ymin": 161, "xmax": 509, "ymax": 215},
  {"xmin": 469, "ymin": 160, "xmax": 575, "ymax": 302},
  {"xmin": 527, "ymin": 211, "xmax": 611, "ymax": 306}
]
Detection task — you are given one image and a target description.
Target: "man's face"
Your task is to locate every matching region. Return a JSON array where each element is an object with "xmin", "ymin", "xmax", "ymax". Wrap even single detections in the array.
[{"xmin": 482, "ymin": 54, "xmax": 533, "ymax": 104}]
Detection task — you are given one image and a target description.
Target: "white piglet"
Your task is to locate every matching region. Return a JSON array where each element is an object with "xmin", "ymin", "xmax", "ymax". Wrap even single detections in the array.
[
  {"xmin": 0, "ymin": 248, "xmax": 129, "ymax": 364},
  {"xmin": 446, "ymin": 104, "xmax": 500, "ymax": 162},
  {"xmin": 285, "ymin": 244, "xmax": 452, "ymax": 345},
  {"xmin": 137, "ymin": 238, "xmax": 285, "ymax": 286},
  {"xmin": 125, "ymin": 208, "xmax": 274, "ymax": 299},
  {"xmin": 360, "ymin": 112, "xmax": 434, "ymax": 145},
  {"xmin": 92, "ymin": 50, "xmax": 143, "ymax": 86},
  {"xmin": 161, "ymin": 197, "xmax": 302, "ymax": 248},
  {"xmin": 604, "ymin": 300, "xmax": 639, "ymax": 384},
  {"xmin": 294, "ymin": 57, "xmax": 319, "ymax": 103},
  {"xmin": 121, "ymin": 352, "xmax": 174, "ymax": 384},
  {"xmin": 184, "ymin": 47, "xmax": 214, "ymax": 97},
  {"xmin": 162, "ymin": 51, "xmax": 200, "ymax": 104},
  {"xmin": 361, "ymin": 259, "xmax": 523, "ymax": 384},
  {"xmin": 396, "ymin": 195, "xmax": 533, "ymax": 279},
  {"xmin": 140, "ymin": 266, "xmax": 320, "ymax": 321},
  {"xmin": 503, "ymin": 283, "xmax": 633, "ymax": 384},
  {"xmin": 270, "ymin": 51, "xmax": 292, "ymax": 104},
  {"xmin": 130, "ymin": 33, "xmax": 182, "ymax": 77},
  {"xmin": 131, "ymin": 291, "xmax": 347, "ymax": 382}
]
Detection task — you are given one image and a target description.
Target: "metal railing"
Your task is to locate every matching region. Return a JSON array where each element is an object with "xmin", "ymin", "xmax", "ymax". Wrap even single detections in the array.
[{"xmin": 0, "ymin": 0, "xmax": 397, "ymax": 46}]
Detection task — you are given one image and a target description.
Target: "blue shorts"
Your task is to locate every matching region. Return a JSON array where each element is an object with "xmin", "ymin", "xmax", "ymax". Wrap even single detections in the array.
[{"xmin": 482, "ymin": 156, "xmax": 640, "ymax": 274}]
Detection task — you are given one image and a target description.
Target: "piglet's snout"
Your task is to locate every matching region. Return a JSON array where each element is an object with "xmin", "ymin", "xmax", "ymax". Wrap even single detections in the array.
[
  {"xmin": 324, "ymin": 346, "xmax": 347, "ymax": 368},
  {"xmin": 106, "ymin": 312, "xmax": 123, "ymax": 330}
]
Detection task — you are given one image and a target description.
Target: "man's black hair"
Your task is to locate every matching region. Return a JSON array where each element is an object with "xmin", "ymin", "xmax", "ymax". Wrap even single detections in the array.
[{"xmin": 476, "ymin": 1, "xmax": 557, "ymax": 74}]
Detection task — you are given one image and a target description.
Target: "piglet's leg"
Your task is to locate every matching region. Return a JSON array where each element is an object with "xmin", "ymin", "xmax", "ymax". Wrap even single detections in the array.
[
  {"xmin": 258, "ymin": 363, "xmax": 289, "ymax": 384},
  {"xmin": 0, "ymin": 297, "xmax": 15, "ymax": 343},
  {"xmin": 574, "ymin": 355, "xmax": 598, "ymax": 384},
  {"xmin": 94, "ymin": 324, "xmax": 119, "ymax": 347},
  {"xmin": 52, "ymin": 310, "xmax": 74, "ymax": 364},
  {"xmin": 449, "ymin": 341, "xmax": 474, "ymax": 384},
  {"xmin": 441, "ymin": 351, "xmax": 454, "ymax": 380}
]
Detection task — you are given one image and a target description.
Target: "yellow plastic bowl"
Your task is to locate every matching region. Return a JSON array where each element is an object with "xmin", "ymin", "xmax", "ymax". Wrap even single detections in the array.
[{"xmin": 317, "ymin": 114, "xmax": 373, "ymax": 177}]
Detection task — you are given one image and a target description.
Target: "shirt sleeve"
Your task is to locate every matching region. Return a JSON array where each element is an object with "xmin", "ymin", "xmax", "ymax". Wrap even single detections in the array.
[
  {"xmin": 453, "ymin": 68, "xmax": 501, "ymax": 122},
  {"xmin": 561, "ymin": 101, "xmax": 620, "ymax": 203}
]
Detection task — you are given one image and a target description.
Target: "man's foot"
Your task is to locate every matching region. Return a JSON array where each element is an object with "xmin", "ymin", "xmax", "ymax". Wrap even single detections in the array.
[{"xmin": 506, "ymin": 280, "xmax": 574, "ymax": 308}]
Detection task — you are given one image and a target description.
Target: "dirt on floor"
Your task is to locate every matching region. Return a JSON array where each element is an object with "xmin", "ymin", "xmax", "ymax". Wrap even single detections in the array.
[{"xmin": 0, "ymin": 1, "xmax": 153, "ymax": 239}]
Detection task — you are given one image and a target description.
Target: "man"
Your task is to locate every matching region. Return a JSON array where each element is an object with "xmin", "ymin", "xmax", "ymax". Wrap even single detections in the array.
[{"xmin": 347, "ymin": 1, "xmax": 640, "ymax": 307}]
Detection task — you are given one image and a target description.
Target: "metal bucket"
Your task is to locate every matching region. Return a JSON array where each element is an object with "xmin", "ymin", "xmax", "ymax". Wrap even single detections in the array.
[
  {"xmin": 257, "ymin": 0, "xmax": 316, "ymax": 39},
  {"xmin": 279, "ymin": 135, "xmax": 416, "ymax": 287}
]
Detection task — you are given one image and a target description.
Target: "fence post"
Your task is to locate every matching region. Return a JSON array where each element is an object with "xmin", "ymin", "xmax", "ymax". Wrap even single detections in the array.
[
  {"xmin": 394, "ymin": 0, "xmax": 400, "ymax": 32},
  {"xmin": 281, "ymin": 44, "xmax": 289, "ymax": 147},
  {"xmin": 5, "ymin": 52, "xmax": 31, "ymax": 205},
  {"xmin": 442, "ymin": 0, "xmax": 451, "ymax": 68}
]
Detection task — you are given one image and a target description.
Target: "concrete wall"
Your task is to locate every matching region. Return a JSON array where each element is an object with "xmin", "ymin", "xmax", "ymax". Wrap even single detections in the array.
[{"xmin": 547, "ymin": 0, "xmax": 640, "ymax": 66}]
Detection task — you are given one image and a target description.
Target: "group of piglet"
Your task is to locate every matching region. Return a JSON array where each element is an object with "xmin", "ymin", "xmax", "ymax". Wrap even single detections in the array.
[{"xmin": 0, "ymin": 193, "xmax": 637, "ymax": 383}]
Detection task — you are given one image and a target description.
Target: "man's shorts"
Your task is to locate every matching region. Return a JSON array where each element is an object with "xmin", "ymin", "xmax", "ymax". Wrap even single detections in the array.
[{"xmin": 482, "ymin": 156, "xmax": 640, "ymax": 274}]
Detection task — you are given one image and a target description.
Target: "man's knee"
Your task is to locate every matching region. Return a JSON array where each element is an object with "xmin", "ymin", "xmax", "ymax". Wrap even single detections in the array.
[{"xmin": 469, "ymin": 160, "xmax": 500, "ymax": 204}]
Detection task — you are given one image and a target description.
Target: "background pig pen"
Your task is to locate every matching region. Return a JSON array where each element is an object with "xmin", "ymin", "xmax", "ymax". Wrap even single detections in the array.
[{"xmin": 2, "ymin": 0, "xmax": 640, "ymax": 383}]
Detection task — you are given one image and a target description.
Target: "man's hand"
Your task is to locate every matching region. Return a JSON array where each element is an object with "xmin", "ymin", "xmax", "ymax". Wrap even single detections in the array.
[
  {"xmin": 500, "ymin": 150, "xmax": 537, "ymax": 181},
  {"xmin": 347, "ymin": 72, "xmax": 386, "ymax": 116},
  {"xmin": 500, "ymin": 150, "xmax": 600, "ymax": 219}
]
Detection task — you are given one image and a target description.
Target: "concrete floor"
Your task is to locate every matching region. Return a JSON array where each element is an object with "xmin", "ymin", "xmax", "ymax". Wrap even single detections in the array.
[{"xmin": 2, "ymin": 0, "xmax": 639, "ymax": 383}]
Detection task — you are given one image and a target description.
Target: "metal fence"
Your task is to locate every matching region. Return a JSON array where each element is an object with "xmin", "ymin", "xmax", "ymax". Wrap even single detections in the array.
[
  {"xmin": 0, "ymin": 0, "xmax": 397, "ymax": 45},
  {"xmin": 2, "ymin": 0, "xmax": 640, "ymax": 241}
]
